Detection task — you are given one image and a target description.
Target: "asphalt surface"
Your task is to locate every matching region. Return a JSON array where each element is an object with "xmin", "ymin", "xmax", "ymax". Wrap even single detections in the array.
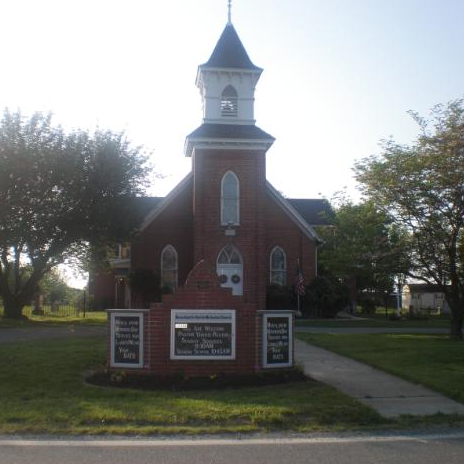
[{"xmin": 1, "ymin": 432, "xmax": 464, "ymax": 464}]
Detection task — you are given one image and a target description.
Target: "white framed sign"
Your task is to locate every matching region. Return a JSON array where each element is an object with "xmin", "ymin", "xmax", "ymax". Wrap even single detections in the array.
[
  {"xmin": 109, "ymin": 311, "xmax": 144, "ymax": 368},
  {"xmin": 262, "ymin": 311, "xmax": 293, "ymax": 368},
  {"xmin": 171, "ymin": 309, "xmax": 236, "ymax": 360}
]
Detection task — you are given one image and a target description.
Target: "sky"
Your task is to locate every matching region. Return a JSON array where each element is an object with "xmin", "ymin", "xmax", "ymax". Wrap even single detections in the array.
[{"xmin": 1, "ymin": 0, "xmax": 463, "ymax": 287}]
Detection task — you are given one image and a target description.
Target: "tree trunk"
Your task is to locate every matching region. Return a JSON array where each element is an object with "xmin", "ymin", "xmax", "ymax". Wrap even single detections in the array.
[
  {"xmin": 2, "ymin": 297, "xmax": 25, "ymax": 319},
  {"xmin": 449, "ymin": 305, "xmax": 463, "ymax": 340}
]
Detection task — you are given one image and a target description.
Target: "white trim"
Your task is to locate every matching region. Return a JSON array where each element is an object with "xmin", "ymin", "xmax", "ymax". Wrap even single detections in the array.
[
  {"xmin": 140, "ymin": 172, "xmax": 193, "ymax": 231},
  {"xmin": 109, "ymin": 258, "xmax": 131, "ymax": 269},
  {"xmin": 266, "ymin": 181, "xmax": 321, "ymax": 242},
  {"xmin": 184, "ymin": 138, "xmax": 274, "ymax": 157},
  {"xmin": 221, "ymin": 170, "xmax": 240, "ymax": 226},
  {"xmin": 170, "ymin": 309, "xmax": 236, "ymax": 360},
  {"xmin": 195, "ymin": 66, "xmax": 263, "ymax": 88},
  {"xmin": 262, "ymin": 312, "xmax": 293, "ymax": 369},
  {"xmin": 109, "ymin": 311, "xmax": 144, "ymax": 369},
  {"xmin": 269, "ymin": 246, "xmax": 287, "ymax": 286}
]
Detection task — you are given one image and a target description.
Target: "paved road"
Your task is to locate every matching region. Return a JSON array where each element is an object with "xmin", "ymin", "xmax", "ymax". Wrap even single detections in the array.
[
  {"xmin": 1, "ymin": 432, "xmax": 464, "ymax": 464},
  {"xmin": 0, "ymin": 325, "xmax": 106, "ymax": 344}
]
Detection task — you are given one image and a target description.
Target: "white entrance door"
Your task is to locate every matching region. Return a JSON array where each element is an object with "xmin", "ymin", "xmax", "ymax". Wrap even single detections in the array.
[{"xmin": 217, "ymin": 245, "xmax": 243, "ymax": 296}]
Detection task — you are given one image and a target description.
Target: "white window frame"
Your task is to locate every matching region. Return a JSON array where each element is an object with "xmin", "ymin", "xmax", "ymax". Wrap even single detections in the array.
[
  {"xmin": 269, "ymin": 246, "xmax": 287, "ymax": 286},
  {"xmin": 221, "ymin": 171, "xmax": 240, "ymax": 226},
  {"xmin": 161, "ymin": 244, "xmax": 178, "ymax": 290}
]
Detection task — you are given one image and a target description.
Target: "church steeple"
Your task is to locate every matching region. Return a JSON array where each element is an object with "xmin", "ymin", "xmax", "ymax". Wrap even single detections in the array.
[
  {"xmin": 184, "ymin": 7, "xmax": 274, "ymax": 157},
  {"xmin": 195, "ymin": 14, "xmax": 263, "ymax": 126}
]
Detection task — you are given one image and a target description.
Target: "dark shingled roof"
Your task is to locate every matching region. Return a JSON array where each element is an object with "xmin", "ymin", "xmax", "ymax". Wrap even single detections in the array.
[
  {"xmin": 287, "ymin": 199, "xmax": 334, "ymax": 226},
  {"xmin": 201, "ymin": 23, "xmax": 261, "ymax": 71},
  {"xmin": 187, "ymin": 123, "xmax": 275, "ymax": 141}
]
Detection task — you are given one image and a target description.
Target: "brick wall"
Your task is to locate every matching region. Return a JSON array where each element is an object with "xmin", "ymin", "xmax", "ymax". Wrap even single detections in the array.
[
  {"xmin": 131, "ymin": 177, "xmax": 194, "ymax": 292},
  {"xmin": 145, "ymin": 260, "xmax": 262, "ymax": 376}
]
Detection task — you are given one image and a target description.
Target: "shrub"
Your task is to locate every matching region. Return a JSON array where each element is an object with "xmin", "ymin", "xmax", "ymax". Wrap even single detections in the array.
[
  {"xmin": 266, "ymin": 284, "xmax": 294, "ymax": 310},
  {"xmin": 301, "ymin": 276, "xmax": 350, "ymax": 318}
]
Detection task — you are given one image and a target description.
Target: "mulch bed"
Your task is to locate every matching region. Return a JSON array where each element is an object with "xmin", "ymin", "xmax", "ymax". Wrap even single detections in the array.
[{"xmin": 86, "ymin": 368, "xmax": 308, "ymax": 391}]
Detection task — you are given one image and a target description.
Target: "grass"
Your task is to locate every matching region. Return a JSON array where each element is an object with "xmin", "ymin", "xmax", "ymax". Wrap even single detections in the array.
[
  {"xmin": 298, "ymin": 332, "xmax": 464, "ymax": 404},
  {"xmin": 0, "ymin": 336, "xmax": 388, "ymax": 435},
  {"xmin": 0, "ymin": 311, "xmax": 107, "ymax": 328},
  {"xmin": 296, "ymin": 312, "xmax": 451, "ymax": 329}
]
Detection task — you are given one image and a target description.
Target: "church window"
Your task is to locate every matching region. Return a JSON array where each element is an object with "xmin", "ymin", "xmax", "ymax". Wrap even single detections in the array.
[
  {"xmin": 221, "ymin": 85, "xmax": 238, "ymax": 117},
  {"xmin": 161, "ymin": 245, "xmax": 178, "ymax": 291},
  {"xmin": 221, "ymin": 171, "xmax": 239, "ymax": 225},
  {"xmin": 270, "ymin": 246, "xmax": 286, "ymax": 286},
  {"xmin": 217, "ymin": 244, "xmax": 242, "ymax": 265}
]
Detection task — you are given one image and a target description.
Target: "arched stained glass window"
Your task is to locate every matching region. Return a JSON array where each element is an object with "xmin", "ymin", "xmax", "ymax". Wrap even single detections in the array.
[
  {"xmin": 221, "ymin": 85, "xmax": 238, "ymax": 117},
  {"xmin": 217, "ymin": 244, "xmax": 242, "ymax": 265},
  {"xmin": 161, "ymin": 245, "xmax": 178, "ymax": 290},
  {"xmin": 270, "ymin": 246, "xmax": 286, "ymax": 286},
  {"xmin": 221, "ymin": 171, "xmax": 239, "ymax": 225}
]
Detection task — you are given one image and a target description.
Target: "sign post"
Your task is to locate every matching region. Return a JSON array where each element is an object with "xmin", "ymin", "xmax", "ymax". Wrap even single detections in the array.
[
  {"xmin": 109, "ymin": 310, "xmax": 145, "ymax": 368},
  {"xmin": 262, "ymin": 311, "xmax": 293, "ymax": 368}
]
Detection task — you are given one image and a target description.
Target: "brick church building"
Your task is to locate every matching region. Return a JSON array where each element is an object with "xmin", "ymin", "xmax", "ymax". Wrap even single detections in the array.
[{"xmin": 90, "ymin": 17, "xmax": 331, "ymax": 311}]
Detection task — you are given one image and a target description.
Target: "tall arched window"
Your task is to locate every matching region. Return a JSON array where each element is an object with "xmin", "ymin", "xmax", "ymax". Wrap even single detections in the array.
[
  {"xmin": 270, "ymin": 246, "xmax": 286, "ymax": 286},
  {"xmin": 161, "ymin": 245, "xmax": 178, "ymax": 291},
  {"xmin": 221, "ymin": 171, "xmax": 239, "ymax": 225},
  {"xmin": 221, "ymin": 85, "xmax": 238, "ymax": 117}
]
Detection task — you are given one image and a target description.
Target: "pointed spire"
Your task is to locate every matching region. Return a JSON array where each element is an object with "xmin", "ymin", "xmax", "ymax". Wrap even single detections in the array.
[{"xmin": 228, "ymin": 0, "xmax": 232, "ymax": 24}]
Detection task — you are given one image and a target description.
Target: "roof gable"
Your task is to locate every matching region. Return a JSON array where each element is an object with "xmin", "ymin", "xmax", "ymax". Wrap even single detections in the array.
[
  {"xmin": 266, "ymin": 182, "xmax": 321, "ymax": 243},
  {"xmin": 139, "ymin": 173, "xmax": 193, "ymax": 231},
  {"xmin": 287, "ymin": 199, "xmax": 334, "ymax": 226}
]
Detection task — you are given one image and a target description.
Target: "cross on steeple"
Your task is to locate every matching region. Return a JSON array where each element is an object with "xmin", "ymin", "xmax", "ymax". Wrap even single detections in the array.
[{"xmin": 228, "ymin": 0, "xmax": 232, "ymax": 24}]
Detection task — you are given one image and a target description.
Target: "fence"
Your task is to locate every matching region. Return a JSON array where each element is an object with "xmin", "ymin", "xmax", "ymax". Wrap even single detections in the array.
[{"xmin": 0, "ymin": 303, "xmax": 81, "ymax": 318}]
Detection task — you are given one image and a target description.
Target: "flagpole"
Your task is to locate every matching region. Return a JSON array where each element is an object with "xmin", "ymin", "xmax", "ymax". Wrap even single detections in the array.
[{"xmin": 296, "ymin": 259, "xmax": 301, "ymax": 317}]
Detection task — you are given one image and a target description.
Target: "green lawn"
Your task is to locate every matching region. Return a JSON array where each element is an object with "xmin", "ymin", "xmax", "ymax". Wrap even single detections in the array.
[
  {"xmin": 0, "ymin": 311, "xmax": 107, "ymax": 328},
  {"xmin": 0, "ymin": 337, "xmax": 385, "ymax": 435},
  {"xmin": 296, "ymin": 314, "xmax": 451, "ymax": 329},
  {"xmin": 298, "ymin": 333, "xmax": 464, "ymax": 404}
]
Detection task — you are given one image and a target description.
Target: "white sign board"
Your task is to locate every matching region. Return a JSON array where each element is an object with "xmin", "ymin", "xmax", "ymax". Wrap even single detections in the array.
[
  {"xmin": 110, "ymin": 311, "xmax": 144, "ymax": 368},
  {"xmin": 171, "ymin": 309, "xmax": 236, "ymax": 360},
  {"xmin": 262, "ymin": 312, "xmax": 293, "ymax": 368}
]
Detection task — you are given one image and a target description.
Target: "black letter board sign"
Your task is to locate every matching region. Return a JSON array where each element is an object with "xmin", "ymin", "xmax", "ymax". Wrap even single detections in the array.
[
  {"xmin": 262, "ymin": 312, "xmax": 293, "ymax": 368},
  {"xmin": 170, "ymin": 310, "xmax": 235, "ymax": 360},
  {"xmin": 110, "ymin": 312, "xmax": 144, "ymax": 368}
]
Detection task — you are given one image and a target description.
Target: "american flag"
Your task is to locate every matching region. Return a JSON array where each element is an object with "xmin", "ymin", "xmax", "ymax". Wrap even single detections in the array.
[{"xmin": 295, "ymin": 266, "xmax": 305, "ymax": 296}]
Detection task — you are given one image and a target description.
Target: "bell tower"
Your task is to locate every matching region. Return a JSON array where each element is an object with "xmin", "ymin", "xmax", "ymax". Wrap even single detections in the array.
[
  {"xmin": 195, "ymin": 21, "xmax": 262, "ymax": 125},
  {"xmin": 184, "ymin": 2, "xmax": 275, "ymax": 308}
]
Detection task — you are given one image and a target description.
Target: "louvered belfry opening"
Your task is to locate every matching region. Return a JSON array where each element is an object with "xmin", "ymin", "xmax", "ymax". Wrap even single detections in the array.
[{"xmin": 221, "ymin": 85, "xmax": 238, "ymax": 117}]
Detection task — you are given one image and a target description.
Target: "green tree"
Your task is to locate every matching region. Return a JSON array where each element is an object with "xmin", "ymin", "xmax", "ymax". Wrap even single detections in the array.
[
  {"xmin": 0, "ymin": 109, "xmax": 150, "ymax": 319},
  {"xmin": 318, "ymin": 199, "xmax": 410, "ymax": 311},
  {"xmin": 38, "ymin": 269, "xmax": 72, "ymax": 303},
  {"xmin": 355, "ymin": 98, "xmax": 464, "ymax": 339}
]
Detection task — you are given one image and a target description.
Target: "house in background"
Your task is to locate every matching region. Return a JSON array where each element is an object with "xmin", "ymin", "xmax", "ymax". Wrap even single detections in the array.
[
  {"xmin": 402, "ymin": 284, "xmax": 450, "ymax": 314},
  {"xmin": 89, "ymin": 18, "xmax": 333, "ymax": 310}
]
